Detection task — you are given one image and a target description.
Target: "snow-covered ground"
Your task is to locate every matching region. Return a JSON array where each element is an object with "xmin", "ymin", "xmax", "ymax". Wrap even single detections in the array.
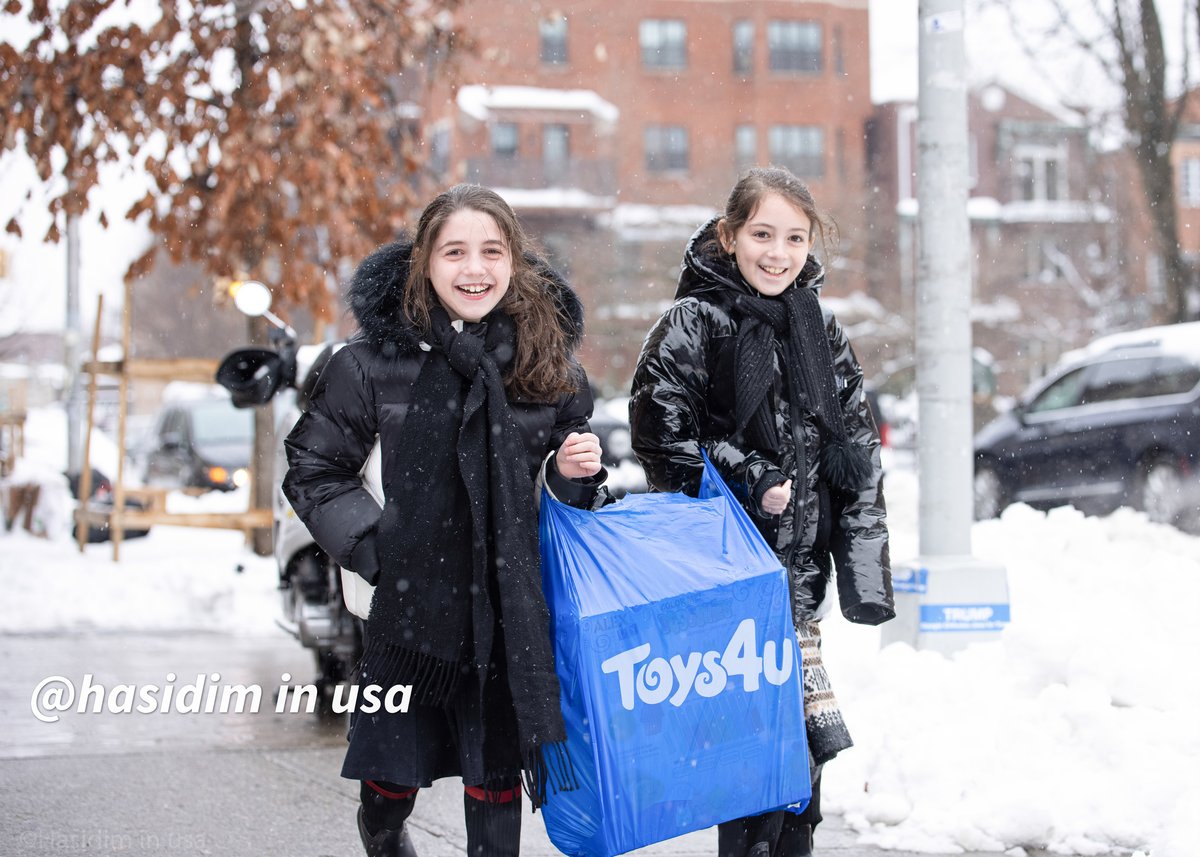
[
  {"xmin": 821, "ymin": 459, "xmax": 1200, "ymax": 857},
  {"xmin": 3, "ymin": 408, "xmax": 1198, "ymax": 856},
  {"xmin": 2, "ymin": 406, "xmax": 279, "ymax": 636}
]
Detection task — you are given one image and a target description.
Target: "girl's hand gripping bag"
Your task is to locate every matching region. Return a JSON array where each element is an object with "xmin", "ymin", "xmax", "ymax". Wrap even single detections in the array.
[{"xmin": 538, "ymin": 454, "xmax": 810, "ymax": 857}]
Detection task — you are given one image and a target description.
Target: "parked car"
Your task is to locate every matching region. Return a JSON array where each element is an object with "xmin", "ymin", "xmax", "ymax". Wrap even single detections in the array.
[
  {"xmin": 591, "ymin": 396, "xmax": 647, "ymax": 498},
  {"xmin": 143, "ymin": 393, "xmax": 253, "ymax": 492},
  {"xmin": 66, "ymin": 467, "xmax": 151, "ymax": 543},
  {"xmin": 973, "ymin": 322, "xmax": 1200, "ymax": 527},
  {"xmin": 863, "ymin": 387, "xmax": 889, "ymax": 449}
]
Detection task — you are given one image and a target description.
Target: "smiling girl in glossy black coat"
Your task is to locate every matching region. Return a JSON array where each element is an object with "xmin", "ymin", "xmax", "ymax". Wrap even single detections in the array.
[
  {"xmin": 630, "ymin": 167, "xmax": 893, "ymax": 857},
  {"xmin": 283, "ymin": 184, "xmax": 605, "ymax": 857}
]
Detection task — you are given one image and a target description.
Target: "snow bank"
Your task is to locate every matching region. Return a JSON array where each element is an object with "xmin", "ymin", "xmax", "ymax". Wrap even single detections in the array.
[
  {"xmin": 2, "ymin": 526, "xmax": 279, "ymax": 636},
  {"xmin": 2, "ymin": 406, "xmax": 277, "ymax": 635},
  {"xmin": 822, "ymin": 494, "xmax": 1200, "ymax": 856}
]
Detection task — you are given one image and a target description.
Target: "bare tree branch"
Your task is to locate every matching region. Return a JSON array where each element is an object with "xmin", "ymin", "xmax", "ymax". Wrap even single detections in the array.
[{"xmin": 986, "ymin": 0, "xmax": 1196, "ymax": 322}]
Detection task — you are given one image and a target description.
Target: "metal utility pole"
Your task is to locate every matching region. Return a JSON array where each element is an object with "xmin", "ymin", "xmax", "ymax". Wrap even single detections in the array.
[
  {"xmin": 881, "ymin": 0, "xmax": 1009, "ymax": 655},
  {"xmin": 916, "ymin": 0, "xmax": 972, "ymax": 554}
]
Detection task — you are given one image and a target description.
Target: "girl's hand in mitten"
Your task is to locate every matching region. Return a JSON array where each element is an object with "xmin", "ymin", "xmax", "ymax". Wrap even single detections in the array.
[
  {"xmin": 761, "ymin": 479, "xmax": 793, "ymax": 516},
  {"xmin": 556, "ymin": 431, "xmax": 603, "ymax": 479}
]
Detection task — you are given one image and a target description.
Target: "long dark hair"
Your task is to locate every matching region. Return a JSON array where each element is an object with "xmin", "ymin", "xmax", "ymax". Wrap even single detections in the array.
[
  {"xmin": 712, "ymin": 166, "xmax": 838, "ymax": 262},
  {"xmin": 403, "ymin": 184, "xmax": 576, "ymax": 402}
]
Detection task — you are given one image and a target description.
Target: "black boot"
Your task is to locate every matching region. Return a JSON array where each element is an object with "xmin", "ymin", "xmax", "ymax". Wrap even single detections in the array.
[
  {"xmin": 463, "ymin": 786, "xmax": 522, "ymax": 857},
  {"xmin": 717, "ymin": 811, "xmax": 784, "ymax": 857},
  {"xmin": 357, "ymin": 807, "xmax": 418, "ymax": 857},
  {"xmin": 358, "ymin": 781, "xmax": 419, "ymax": 857},
  {"xmin": 776, "ymin": 816, "xmax": 813, "ymax": 857}
]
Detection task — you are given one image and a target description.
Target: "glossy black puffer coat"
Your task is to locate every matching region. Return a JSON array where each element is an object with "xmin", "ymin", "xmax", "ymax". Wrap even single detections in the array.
[
  {"xmin": 282, "ymin": 239, "xmax": 596, "ymax": 585},
  {"xmin": 630, "ymin": 218, "xmax": 892, "ymax": 626}
]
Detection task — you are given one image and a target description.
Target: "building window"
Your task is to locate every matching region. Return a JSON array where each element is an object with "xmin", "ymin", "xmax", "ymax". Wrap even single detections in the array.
[
  {"xmin": 1180, "ymin": 157, "xmax": 1200, "ymax": 207},
  {"xmin": 544, "ymin": 124, "xmax": 569, "ymax": 179},
  {"xmin": 735, "ymin": 125, "xmax": 757, "ymax": 169},
  {"xmin": 1013, "ymin": 143, "xmax": 1067, "ymax": 202},
  {"xmin": 733, "ymin": 20, "xmax": 754, "ymax": 75},
  {"xmin": 491, "ymin": 122, "xmax": 518, "ymax": 158},
  {"xmin": 769, "ymin": 125, "xmax": 824, "ymax": 177},
  {"xmin": 540, "ymin": 16, "xmax": 568, "ymax": 65},
  {"xmin": 832, "ymin": 24, "xmax": 845, "ymax": 75},
  {"xmin": 768, "ymin": 21, "xmax": 822, "ymax": 73},
  {"xmin": 640, "ymin": 19, "xmax": 687, "ymax": 69},
  {"xmin": 645, "ymin": 125, "xmax": 689, "ymax": 172}
]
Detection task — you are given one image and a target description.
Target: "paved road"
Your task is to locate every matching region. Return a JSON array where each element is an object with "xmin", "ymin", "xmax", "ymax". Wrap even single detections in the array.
[{"xmin": 1, "ymin": 631, "xmax": 1049, "ymax": 857}]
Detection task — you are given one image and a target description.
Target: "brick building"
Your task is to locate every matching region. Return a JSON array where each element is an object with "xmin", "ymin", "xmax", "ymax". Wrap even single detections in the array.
[
  {"xmin": 1171, "ymin": 88, "xmax": 1200, "ymax": 273},
  {"xmin": 866, "ymin": 84, "xmax": 1148, "ymax": 397},
  {"xmin": 420, "ymin": 0, "xmax": 875, "ymax": 393}
]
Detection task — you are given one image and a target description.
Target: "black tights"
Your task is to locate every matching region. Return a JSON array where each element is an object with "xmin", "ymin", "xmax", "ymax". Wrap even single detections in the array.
[
  {"xmin": 360, "ymin": 780, "xmax": 523, "ymax": 857},
  {"xmin": 716, "ymin": 770, "xmax": 822, "ymax": 857}
]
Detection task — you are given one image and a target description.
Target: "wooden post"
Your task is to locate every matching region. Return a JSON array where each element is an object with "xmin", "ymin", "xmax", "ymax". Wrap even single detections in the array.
[
  {"xmin": 64, "ymin": 277, "xmax": 283, "ymax": 557},
  {"xmin": 76, "ymin": 295, "xmax": 104, "ymax": 553},
  {"xmin": 112, "ymin": 278, "xmax": 133, "ymax": 562}
]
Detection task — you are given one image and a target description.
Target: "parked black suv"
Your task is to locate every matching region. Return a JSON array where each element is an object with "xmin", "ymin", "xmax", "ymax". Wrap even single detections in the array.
[{"xmin": 974, "ymin": 322, "xmax": 1200, "ymax": 527}]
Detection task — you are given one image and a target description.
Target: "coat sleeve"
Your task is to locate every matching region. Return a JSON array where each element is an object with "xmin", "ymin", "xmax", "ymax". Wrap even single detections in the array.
[
  {"xmin": 825, "ymin": 312, "xmax": 894, "ymax": 626},
  {"xmin": 630, "ymin": 299, "xmax": 783, "ymax": 506},
  {"xmin": 282, "ymin": 345, "xmax": 384, "ymax": 584},
  {"xmin": 543, "ymin": 360, "xmax": 608, "ymax": 509}
]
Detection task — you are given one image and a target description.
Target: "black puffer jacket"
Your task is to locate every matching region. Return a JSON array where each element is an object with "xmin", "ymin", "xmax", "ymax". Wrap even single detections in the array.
[
  {"xmin": 283, "ymin": 239, "xmax": 597, "ymax": 584},
  {"xmin": 630, "ymin": 218, "xmax": 892, "ymax": 626}
]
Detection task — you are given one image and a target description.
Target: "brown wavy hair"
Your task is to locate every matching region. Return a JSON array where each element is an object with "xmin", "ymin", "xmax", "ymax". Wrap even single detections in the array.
[
  {"xmin": 711, "ymin": 165, "xmax": 839, "ymax": 262},
  {"xmin": 403, "ymin": 184, "xmax": 577, "ymax": 402}
]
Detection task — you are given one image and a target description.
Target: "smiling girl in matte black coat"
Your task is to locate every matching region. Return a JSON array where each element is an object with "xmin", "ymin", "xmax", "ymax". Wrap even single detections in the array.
[{"xmin": 284, "ymin": 184, "xmax": 605, "ymax": 857}]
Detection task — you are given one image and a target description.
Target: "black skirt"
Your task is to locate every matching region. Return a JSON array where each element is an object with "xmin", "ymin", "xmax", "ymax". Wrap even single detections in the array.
[{"xmin": 341, "ymin": 628, "xmax": 523, "ymax": 788}]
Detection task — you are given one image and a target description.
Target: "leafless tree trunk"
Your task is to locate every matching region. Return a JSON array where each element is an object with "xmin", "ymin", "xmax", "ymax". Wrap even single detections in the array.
[{"xmin": 1112, "ymin": 0, "xmax": 1191, "ymax": 322}]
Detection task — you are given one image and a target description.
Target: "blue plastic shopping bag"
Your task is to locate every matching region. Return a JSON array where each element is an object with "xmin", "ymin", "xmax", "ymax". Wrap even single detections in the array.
[{"xmin": 538, "ymin": 456, "xmax": 810, "ymax": 857}]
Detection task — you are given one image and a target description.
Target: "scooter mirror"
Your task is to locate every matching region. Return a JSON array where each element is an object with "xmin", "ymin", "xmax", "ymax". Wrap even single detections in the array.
[
  {"xmin": 216, "ymin": 348, "xmax": 287, "ymax": 407},
  {"xmin": 232, "ymin": 280, "xmax": 272, "ymax": 318}
]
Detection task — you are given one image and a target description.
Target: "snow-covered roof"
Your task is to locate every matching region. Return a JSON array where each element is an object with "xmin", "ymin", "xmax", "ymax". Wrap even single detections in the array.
[
  {"xmin": 897, "ymin": 197, "xmax": 1112, "ymax": 224},
  {"xmin": 970, "ymin": 296, "xmax": 1022, "ymax": 326},
  {"xmin": 161, "ymin": 381, "xmax": 234, "ymax": 402},
  {"xmin": 456, "ymin": 85, "xmax": 619, "ymax": 124},
  {"xmin": 603, "ymin": 203, "xmax": 719, "ymax": 241},
  {"xmin": 492, "ymin": 187, "xmax": 616, "ymax": 212},
  {"xmin": 821, "ymin": 291, "xmax": 889, "ymax": 322},
  {"xmin": 974, "ymin": 78, "xmax": 1089, "ymax": 128}
]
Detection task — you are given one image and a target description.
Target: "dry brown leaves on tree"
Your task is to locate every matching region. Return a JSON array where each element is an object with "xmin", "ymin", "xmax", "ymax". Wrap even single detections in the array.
[{"xmin": 1, "ymin": 0, "xmax": 463, "ymax": 321}]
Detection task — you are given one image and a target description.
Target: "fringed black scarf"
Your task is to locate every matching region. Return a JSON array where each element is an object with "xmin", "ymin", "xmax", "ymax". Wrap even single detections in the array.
[
  {"xmin": 359, "ymin": 306, "xmax": 576, "ymax": 807},
  {"xmin": 733, "ymin": 285, "xmax": 873, "ymax": 492}
]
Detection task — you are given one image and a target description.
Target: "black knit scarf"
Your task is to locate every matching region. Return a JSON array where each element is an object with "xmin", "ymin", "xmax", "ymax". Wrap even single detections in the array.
[
  {"xmin": 360, "ymin": 306, "xmax": 576, "ymax": 807},
  {"xmin": 733, "ymin": 285, "xmax": 873, "ymax": 491}
]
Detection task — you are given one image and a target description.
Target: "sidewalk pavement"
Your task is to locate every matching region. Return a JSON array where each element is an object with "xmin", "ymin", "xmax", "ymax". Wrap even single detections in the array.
[
  {"xmin": 1, "ymin": 631, "xmax": 1049, "ymax": 857},
  {"xmin": 3, "ymin": 743, "xmax": 1043, "ymax": 857}
]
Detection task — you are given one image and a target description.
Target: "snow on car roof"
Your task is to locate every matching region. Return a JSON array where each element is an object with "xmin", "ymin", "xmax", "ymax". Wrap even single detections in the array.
[{"xmin": 1061, "ymin": 321, "xmax": 1200, "ymax": 366}]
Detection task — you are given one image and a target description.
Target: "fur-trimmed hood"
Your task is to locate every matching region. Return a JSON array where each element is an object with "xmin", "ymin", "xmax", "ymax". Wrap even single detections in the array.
[{"xmin": 346, "ymin": 238, "xmax": 585, "ymax": 354}]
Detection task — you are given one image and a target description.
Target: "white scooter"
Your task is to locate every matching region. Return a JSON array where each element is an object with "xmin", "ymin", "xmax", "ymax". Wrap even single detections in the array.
[{"xmin": 215, "ymin": 281, "xmax": 361, "ymax": 708}]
